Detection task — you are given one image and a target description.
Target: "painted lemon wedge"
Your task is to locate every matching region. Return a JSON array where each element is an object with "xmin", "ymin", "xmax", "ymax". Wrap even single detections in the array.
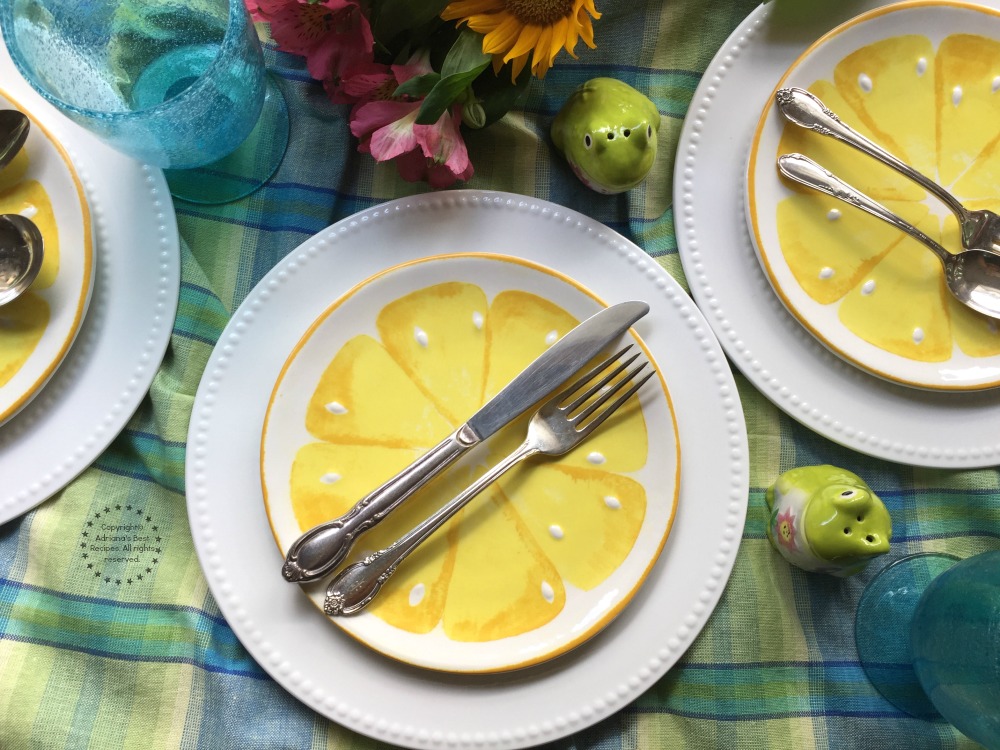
[
  {"xmin": 261, "ymin": 254, "xmax": 679, "ymax": 673},
  {"xmin": 0, "ymin": 89, "xmax": 93, "ymax": 423},
  {"xmin": 747, "ymin": 2, "xmax": 1000, "ymax": 390}
]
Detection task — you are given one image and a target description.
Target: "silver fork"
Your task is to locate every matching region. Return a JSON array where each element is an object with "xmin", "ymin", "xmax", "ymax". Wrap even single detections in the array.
[{"xmin": 323, "ymin": 345, "xmax": 656, "ymax": 616}]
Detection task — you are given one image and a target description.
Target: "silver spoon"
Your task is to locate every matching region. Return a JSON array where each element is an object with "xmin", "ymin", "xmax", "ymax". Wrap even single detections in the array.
[
  {"xmin": 777, "ymin": 153, "xmax": 1000, "ymax": 321},
  {"xmin": 0, "ymin": 214, "xmax": 44, "ymax": 306},
  {"xmin": 0, "ymin": 110, "xmax": 29, "ymax": 171},
  {"xmin": 775, "ymin": 87, "xmax": 1000, "ymax": 252}
]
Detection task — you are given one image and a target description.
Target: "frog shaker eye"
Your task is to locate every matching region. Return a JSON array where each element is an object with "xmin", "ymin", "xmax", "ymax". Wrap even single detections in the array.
[
  {"xmin": 764, "ymin": 465, "xmax": 892, "ymax": 577},
  {"xmin": 551, "ymin": 78, "xmax": 661, "ymax": 194}
]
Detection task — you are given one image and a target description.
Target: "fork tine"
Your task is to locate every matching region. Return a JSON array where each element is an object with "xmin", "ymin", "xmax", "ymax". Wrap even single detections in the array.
[
  {"xmin": 560, "ymin": 345, "xmax": 638, "ymax": 414},
  {"xmin": 573, "ymin": 359, "xmax": 650, "ymax": 425},
  {"xmin": 568, "ymin": 351, "xmax": 642, "ymax": 415},
  {"xmin": 576, "ymin": 367, "xmax": 656, "ymax": 436}
]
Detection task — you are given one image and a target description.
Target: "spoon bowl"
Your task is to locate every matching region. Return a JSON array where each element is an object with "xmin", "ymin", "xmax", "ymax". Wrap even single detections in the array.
[
  {"xmin": 777, "ymin": 153, "xmax": 1000, "ymax": 321},
  {"xmin": 0, "ymin": 110, "xmax": 29, "ymax": 171},
  {"xmin": 0, "ymin": 214, "xmax": 44, "ymax": 306}
]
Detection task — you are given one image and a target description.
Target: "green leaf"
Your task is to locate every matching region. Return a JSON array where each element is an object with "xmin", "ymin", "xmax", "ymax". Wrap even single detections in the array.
[
  {"xmin": 441, "ymin": 28, "xmax": 491, "ymax": 76},
  {"xmin": 393, "ymin": 73, "xmax": 441, "ymax": 99},
  {"xmin": 415, "ymin": 66, "xmax": 489, "ymax": 124},
  {"xmin": 475, "ymin": 64, "xmax": 533, "ymax": 127},
  {"xmin": 373, "ymin": 0, "xmax": 452, "ymax": 46},
  {"xmin": 414, "ymin": 30, "xmax": 491, "ymax": 124}
]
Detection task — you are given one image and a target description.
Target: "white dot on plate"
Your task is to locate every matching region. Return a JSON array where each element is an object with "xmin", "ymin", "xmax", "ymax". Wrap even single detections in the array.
[
  {"xmin": 409, "ymin": 583, "xmax": 425, "ymax": 606},
  {"xmin": 587, "ymin": 452, "xmax": 606, "ymax": 465},
  {"xmin": 604, "ymin": 495, "xmax": 621, "ymax": 509},
  {"xmin": 861, "ymin": 280, "xmax": 876, "ymax": 296},
  {"xmin": 549, "ymin": 524, "xmax": 564, "ymax": 540},
  {"xmin": 913, "ymin": 327, "xmax": 925, "ymax": 344},
  {"xmin": 472, "ymin": 311, "xmax": 484, "ymax": 330},
  {"xmin": 953, "ymin": 85, "xmax": 963, "ymax": 106},
  {"xmin": 545, "ymin": 330, "xmax": 559, "ymax": 346},
  {"xmin": 826, "ymin": 208, "xmax": 841, "ymax": 221},
  {"xmin": 993, "ymin": 75, "xmax": 1000, "ymax": 93},
  {"xmin": 320, "ymin": 473, "xmax": 341, "ymax": 484},
  {"xmin": 414, "ymin": 327, "xmax": 429, "ymax": 348},
  {"xmin": 916, "ymin": 57, "xmax": 927, "ymax": 76},
  {"xmin": 541, "ymin": 581, "xmax": 555, "ymax": 603},
  {"xmin": 858, "ymin": 73, "xmax": 873, "ymax": 92},
  {"xmin": 819, "ymin": 267, "xmax": 834, "ymax": 280},
  {"xmin": 325, "ymin": 401, "xmax": 348, "ymax": 414}
]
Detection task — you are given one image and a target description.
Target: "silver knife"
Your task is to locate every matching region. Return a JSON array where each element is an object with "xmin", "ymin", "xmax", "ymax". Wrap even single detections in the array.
[{"xmin": 280, "ymin": 299, "xmax": 650, "ymax": 583}]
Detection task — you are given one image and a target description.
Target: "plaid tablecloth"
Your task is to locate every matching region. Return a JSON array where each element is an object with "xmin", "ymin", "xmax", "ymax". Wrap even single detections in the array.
[{"xmin": 2, "ymin": 0, "xmax": 998, "ymax": 747}]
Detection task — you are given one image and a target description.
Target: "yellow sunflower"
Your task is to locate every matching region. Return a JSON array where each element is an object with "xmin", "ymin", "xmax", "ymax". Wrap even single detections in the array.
[{"xmin": 441, "ymin": 0, "xmax": 600, "ymax": 79}]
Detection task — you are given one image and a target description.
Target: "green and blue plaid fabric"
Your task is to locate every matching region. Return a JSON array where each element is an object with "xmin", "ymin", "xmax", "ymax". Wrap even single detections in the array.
[{"xmin": 1, "ymin": 1, "xmax": 997, "ymax": 747}]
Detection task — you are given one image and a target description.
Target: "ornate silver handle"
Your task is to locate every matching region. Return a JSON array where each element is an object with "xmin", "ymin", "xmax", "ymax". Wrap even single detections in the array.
[
  {"xmin": 324, "ymin": 441, "xmax": 537, "ymax": 616},
  {"xmin": 281, "ymin": 425, "xmax": 480, "ymax": 583},
  {"xmin": 777, "ymin": 153, "xmax": 952, "ymax": 268},
  {"xmin": 775, "ymin": 87, "xmax": 970, "ymax": 222}
]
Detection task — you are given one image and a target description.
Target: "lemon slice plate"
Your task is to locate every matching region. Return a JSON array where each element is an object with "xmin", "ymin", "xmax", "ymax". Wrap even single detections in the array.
[
  {"xmin": 261, "ymin": 253, "xmax": 680, "ymax": 674},
  {"xmin": 0, "ymin": 87, "xmax": 93, "ymax": 424},
  {"xmin": 747, "ymin": 0, "xmax": 1000, "ymax": 391}
]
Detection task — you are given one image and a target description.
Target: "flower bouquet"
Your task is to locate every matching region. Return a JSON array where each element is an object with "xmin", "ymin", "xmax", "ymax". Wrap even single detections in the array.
[{"xmin": 247, "ymin": 0, "xmax": 601, "ymax": 187}]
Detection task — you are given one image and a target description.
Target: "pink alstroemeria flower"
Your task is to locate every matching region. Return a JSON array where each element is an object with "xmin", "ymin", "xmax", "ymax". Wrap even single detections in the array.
[
  {"xmin": 244, "ymin": 0, "xmax": 283, "ymax": 23},
  {"xmin": 326, "ymin": 60, "xmax": 394, "ymax": 107},
  {"xmin": 247, "ymin": 0, "xmax": 374, "ymax": 84},
  {"xmin": 349, "ymin": 54, "xmax": 474, "ymax": 188}
]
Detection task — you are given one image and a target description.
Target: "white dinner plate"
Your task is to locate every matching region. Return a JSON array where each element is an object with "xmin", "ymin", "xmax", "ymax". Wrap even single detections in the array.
[
  {"xmin": 0, "ymin": 27, "xmax": 179, "ymax": 523},
  {"xmin": 0, "ymin": 86, "xmax": 93, "ymax": 424},
  {"xmin": 187, "ymin": 191, "xmax": 749, "ymax": 749},
  {"xmin": 676, "ymin": 0, "xmax": 1000, "ymax": 468},
  {"xmin": 746, "ymin": 0, "xmax": 1000, "ymax": 391},
  {"xmin": 261, "ymin": 252, "xmax": 680, "ymax": 674}
]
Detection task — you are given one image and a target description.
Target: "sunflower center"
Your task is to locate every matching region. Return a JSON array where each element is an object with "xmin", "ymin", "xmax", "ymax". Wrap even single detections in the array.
[{"xmin": 504, "ymin": 0, "xmax": 574, "ymax": 26}]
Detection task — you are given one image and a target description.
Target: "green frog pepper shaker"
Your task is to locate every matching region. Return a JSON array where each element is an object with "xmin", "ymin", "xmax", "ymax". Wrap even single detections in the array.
[
  {"xmin": 765, "ymin": 465, "xmax": 891, "ymax": 577},
  {"xmin": 551, "ymin": 77, "xmax": 661, "ymax": 194}
]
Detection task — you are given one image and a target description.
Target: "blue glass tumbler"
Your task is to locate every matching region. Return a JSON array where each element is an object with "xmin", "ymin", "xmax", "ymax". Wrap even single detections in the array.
[
  {"xmin": 0, "ymin": 0, "xmax": 288, "ymax": 203},
  {"xmin": 855, "ymin": 551, "xmax": 1000, "ymax": 748}
]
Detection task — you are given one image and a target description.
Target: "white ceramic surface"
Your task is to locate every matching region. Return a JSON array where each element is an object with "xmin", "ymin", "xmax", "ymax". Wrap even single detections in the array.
[
  {"xmin": 676, "ymin": 0, "xmax": 1000, "ymax": 469},
  {"xmin": 262, "ymin": 252, "xmax": 680, "ymax": 674},
  {"xmin": 186, "ymin": 191, "xmax": 749, "ymax": 749},
  {"xmin": 0, "ymin": 27, "xmax": 180, "ymax": 523},
  {"xmin": 747, "ymin": 1, "xmax": 1000, "ymax": 391},
  {"xmin": 0, "ymin": 86, "xmax": 93, "ymax": 424}
]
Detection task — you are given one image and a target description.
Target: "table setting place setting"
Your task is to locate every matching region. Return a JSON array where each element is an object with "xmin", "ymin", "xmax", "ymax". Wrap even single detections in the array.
[{"xmin": 0, "ymin": 0, "xmax": 998, "ymax": 748}]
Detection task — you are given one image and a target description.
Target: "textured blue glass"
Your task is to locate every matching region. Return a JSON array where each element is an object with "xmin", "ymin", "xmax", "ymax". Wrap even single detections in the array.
[
  {"xmin": 912, "ymin": 551, "xmax": 1000, "ymax": 749},
  {"xmin": 0, "ymin": 0, "xmax": 266, "ymax": 170},
  {"xmin": 855, "ymin": 552, "xmax": 960, "ymax": 719},
  {"xmin": 856, "ymin": 551, "xmax": 1000, "ymax": 748}
]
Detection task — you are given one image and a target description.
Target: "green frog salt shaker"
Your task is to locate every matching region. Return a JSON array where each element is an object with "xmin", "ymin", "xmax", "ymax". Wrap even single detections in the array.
[
  {"xmin": 765, "ymin": 465, "xmax": 891, "ymax": 577},
  {"xmin": 551, "ymin": 78, "xmax": 660, "ymax": 194}
]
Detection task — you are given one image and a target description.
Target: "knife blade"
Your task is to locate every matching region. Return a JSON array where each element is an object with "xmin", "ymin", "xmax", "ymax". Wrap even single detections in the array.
[{"xmin": 281, "ymin": 299, "xmax": 650, "ymax": 583}]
